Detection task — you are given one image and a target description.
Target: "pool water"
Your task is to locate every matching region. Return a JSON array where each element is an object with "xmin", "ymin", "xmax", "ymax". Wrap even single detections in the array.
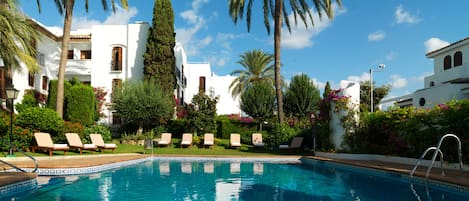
[{"xmin": 4, "ymin": 159, "xmax": 468, "ymax": 201}]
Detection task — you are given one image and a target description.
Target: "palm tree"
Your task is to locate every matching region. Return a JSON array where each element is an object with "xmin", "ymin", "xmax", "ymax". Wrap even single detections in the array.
[
  {"xmin": 228, "ymin": 0, "xmax": 342, "ymax": 123},
  {"xmin": 229, "ymin": 49, "xmax": 275, "ymax": 98},
  {"xmin": 0, "ymin": 0, "xmax": 39, "ymax": 74},
  {"xmin": 40, "ymin": 0, "xmax": 128, "ymax": 118}
]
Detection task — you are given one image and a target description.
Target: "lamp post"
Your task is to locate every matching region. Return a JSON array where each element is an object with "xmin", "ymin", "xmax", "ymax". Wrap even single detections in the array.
[
  {"xmin": 369, "ymin": 64, "xmax": 385, "ymax": 113},
  {"xmin": 5, "ymin": 86, "xmax": 19, "ymax": 156}
]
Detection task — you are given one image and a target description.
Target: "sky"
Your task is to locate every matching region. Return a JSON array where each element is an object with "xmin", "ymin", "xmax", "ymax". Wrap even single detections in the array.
[{"xmin": 19, "ymin": 0, "xmax": 469, "ymax": 100}]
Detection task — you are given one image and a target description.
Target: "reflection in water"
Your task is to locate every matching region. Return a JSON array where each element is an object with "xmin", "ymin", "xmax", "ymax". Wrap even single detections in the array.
[
  {"xmin": 159, "ymin": 161, "xmax": 170, "ymax": 175},
  {"xmin": 204, "ymin": 162, "xmax": 214, "ymax": 174},
  {"xmin": 181, "ymin": 162, "xmax": 192, "ymax": 174},
  {"xmin": 216, "ymin": 178, "xmax": 242, "ymax": 200},
  {"xmin": 253, "ymin": 162, "xmax": 263, "ymax": 175},
  {"xmin": 230, "ymin": 162, "xmax": 240, "ymax": 174}
]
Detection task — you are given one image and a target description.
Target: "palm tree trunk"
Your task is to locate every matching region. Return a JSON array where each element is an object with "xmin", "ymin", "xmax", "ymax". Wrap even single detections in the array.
[
  {"xmin": 56, "ymin": 0, "xmax": 75, "ymax": 118},
  {"xmin": 274, "ymin": 0, "xmax": 284, "ymax": 124}
]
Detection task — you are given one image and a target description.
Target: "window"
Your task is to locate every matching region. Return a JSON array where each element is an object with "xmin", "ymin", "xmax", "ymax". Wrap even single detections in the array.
[
  {"xmin": 430, "ymin": 81, "xmax": 435, "ymax": 87},
  {"xmin": 111, "ymin": 47, "xmax": 123, "ymax": 71},
  {"xmin": 419, "ymin": 97, "xmax": 426, "ymax": 107},
  {"xmin": 454, "ymin": 51, "xmax": 462, "ymax": 67},
  {"xmin": 0, "ymin": 68, "xmax": 4, "ymax": 99},
  {"xmin": 80, "ymin": 50, "xmax": 92, "ymax": 60},
  {"xmin": 67, "ymin": 50, "xmax": 74, "ymax": 59},
  {"xmin": 112, "ymin": 112, "xmax": 121, "ymax": 125},
  {"xmin": 0, "ymin": 67, "xmax": 12, "ymax": 99},
  {"xmin": 42, "ymin": 76, "xmax": 48, "ymax": 90},
  {"xmin": 28, "ymin": 72, "xmax": 34, "ymax": 87},
  {"xmin": 443, "ymin": 55, "xmax": 452, "ymax": 70},
  {"xmin": 37, "ymin": 53, "xmax": 45, "ymax": 66},
  {"xmin": 111, "ymin": 79, "xmax": 122, "ymax": 100},
  {"xmin": 199, "ymin": 76, "xmax": 206, "ymax": 93}
]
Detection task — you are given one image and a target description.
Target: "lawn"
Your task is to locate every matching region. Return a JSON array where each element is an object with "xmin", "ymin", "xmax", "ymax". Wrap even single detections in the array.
[{"xmin": 6, "ymin": 139, "xmax": 309, "ymax": 157}]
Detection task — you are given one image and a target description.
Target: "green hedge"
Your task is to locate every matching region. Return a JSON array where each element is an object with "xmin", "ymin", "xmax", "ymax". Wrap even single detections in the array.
[
  {"xmin": 66, "ymin": 84, "xmax": 96, "ymax": 126},
  {"xmin": 15, "ymin": 107, "xmax": 65, "ymax": 143},
  {"xmin": 345, "ymin": 99, "xmax": 469, "ymax": 162}
]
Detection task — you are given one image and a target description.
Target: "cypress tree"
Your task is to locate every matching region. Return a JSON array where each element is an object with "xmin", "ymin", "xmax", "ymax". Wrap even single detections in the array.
[{"xmin": 143, "ymin": 0, "xmax": 176, "ymax": 95}]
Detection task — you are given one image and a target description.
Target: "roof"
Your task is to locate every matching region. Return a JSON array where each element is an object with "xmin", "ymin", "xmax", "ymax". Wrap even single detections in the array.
[{"xmin": 425, "ymin": 37, "xmax": 469, "ymax": 58}]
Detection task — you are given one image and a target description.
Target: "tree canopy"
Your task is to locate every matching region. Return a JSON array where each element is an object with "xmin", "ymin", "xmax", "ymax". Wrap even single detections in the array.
[
  {"xmin": 229, "ymin": 49, "xmax": 275, "ymax": 98},
  {"xmin": 111, "ymin": 80, "xmax": 174, "ymax": 132},
  {"xmin": 284, "ymin": 73, "xmax": 320, "ymax": 118}
]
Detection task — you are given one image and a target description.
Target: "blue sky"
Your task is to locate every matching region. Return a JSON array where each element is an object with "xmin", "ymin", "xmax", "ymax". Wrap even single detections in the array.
[{"xmin": 20, "ymin": 0, "xmax": 469, "ymax": 99}]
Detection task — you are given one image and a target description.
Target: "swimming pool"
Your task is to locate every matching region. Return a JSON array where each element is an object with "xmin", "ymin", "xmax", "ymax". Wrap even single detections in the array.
[{"xmin": 4, "ymin": 158, "xmax": 468, "ymax": 201}]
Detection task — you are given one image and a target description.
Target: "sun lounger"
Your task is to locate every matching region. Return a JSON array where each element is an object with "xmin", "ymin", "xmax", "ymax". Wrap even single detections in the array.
[
  {"xmin": 230, "ymin": 133, "xmax": 241, "ymax": 148},
  {"xmin": 34, "ymin": 132, "xmax": 69, "ymax": 156},
  {"xmin": 158, "ymin": 133, "xmax": 172, "ymax": 147},
  {"xmin": 203, "ymin": 133, "xmax": 214, "ymax": 148},
  {"xmin": 89, "ymin": 133, "xmax": 117, "ymax": 153},
  {"xmin": 180, "ymin": 133, "xmax": 193, "ymax": 147},
  {"xmin": 252, "ymin": 133, "xmax": 265, "ymax": 148},
  {"xmin": 279, "ymin": 137, "xmax": 303, "ymax": 150},
  {"xmin": 65, "ymin": 133, "xmax": 97, "ymax": 154}
]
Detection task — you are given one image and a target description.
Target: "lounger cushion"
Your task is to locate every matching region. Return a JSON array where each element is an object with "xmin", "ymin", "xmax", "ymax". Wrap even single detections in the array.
[
  {"xmin": 181, "ymin": 141, "xmax": 191, "ymax": 145},
  {"xmin": 84, "ymin": 144, "xmax": 97, "ymax": 149},
  {"xmin": 204, "ymin": 141, "xmax": 213, "ymax": 145},
  {"xmin": 104, "ymin": 143, "xmax": 117, "ymax": 148},
  {"xmin": 53, "ymin": 144, "xmax": 69, "ymax": 149},
  {"xmin": 279, "ymin": 145, "xmax": 289, "ymax": 149}
]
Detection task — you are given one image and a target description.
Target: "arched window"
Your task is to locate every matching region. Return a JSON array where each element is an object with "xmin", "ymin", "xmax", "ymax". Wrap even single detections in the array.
[
  {"xmin": 454, "ymin": 51, "xmax": 462, "ymax": 67},
  {"xmin": 443, "ymin": 55, "xmax": 452, "ymax": 70},
  {"xmin": 111, "ymin": 47, "xmax": 122, "ymax": 71}
]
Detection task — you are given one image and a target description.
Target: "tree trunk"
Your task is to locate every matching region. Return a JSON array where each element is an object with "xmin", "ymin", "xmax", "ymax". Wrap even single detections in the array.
[
  {"xmin": 56, "ymin": 0, "xmax": 75, "ymax": 118},
  {"xmin": 274, "ymin": 0, "xmax": 284, "ymax": 124}
]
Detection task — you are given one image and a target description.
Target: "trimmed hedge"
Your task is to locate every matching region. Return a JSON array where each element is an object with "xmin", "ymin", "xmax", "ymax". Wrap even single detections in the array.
[
  {"xmin": 66, "ymin": 84, "xmax": 96, "ymax": 126},
  {"xmin": 15, "ymin": 107, "xmax": 65, "ymax": 143}
]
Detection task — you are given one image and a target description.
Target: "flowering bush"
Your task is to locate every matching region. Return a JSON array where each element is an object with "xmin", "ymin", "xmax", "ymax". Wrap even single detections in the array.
[{"xmin": 327, "ymin": 89, "xmax": 351, "ymax": 113}]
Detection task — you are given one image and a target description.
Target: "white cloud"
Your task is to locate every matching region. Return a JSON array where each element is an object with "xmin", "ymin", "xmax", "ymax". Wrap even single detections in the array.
[
  {"xmin": 394, "ymin": 5, "xmax": 421, "ymax": 24},
  {"xmin": 389, "ymin": 74, "xmax": 407, "ymax": 88},
  {"xmin": 281, "ymin": 3, "xmax": 345, "ymax": 49},
  {"xmin": 175, "ymin": 0, "xmax": 211, "ymax": 56},
  {"xmin": 424, "ymin": 37, "xmax": 450, "ymax": 53},
  {"xmin": 368, "ymin": 31, "xmax": 385, "ymax": 41},
  {"xmin": 386, "ymin": 51, "xmax": 397, "ymax": 61},
  {"xmin": 71, "ymin": 6, "xmax": 138, "ymax": 30},
  {"xmin": 347, "ymin": 72, "xmax": 370, "ymax": 82}
]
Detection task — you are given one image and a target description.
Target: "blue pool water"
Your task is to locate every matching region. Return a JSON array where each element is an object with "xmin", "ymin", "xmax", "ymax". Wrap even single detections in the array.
[{"xmin": 4, "ymin": 158, "xmax": 468, "ymax": 201}]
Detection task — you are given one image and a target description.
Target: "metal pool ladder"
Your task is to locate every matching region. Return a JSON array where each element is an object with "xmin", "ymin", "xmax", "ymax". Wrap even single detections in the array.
[
  {"xmin": 0, "ymin": 139, "xmax": 38, "ymax": 173},
  {"xmin": 410, "ymin": 133, "xmax": 463, "ymax": 181}
]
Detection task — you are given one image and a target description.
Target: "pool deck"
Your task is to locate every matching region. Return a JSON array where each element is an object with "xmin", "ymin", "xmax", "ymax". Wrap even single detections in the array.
[{"xmin": 1, "ymin": 154, "xmax": 468, "ymax": 189}]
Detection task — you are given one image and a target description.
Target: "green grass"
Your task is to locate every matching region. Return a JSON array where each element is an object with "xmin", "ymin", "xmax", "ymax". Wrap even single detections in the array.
[{"xmin": 3, "ymin": 139, "xmax": 310, "ymax": 157}]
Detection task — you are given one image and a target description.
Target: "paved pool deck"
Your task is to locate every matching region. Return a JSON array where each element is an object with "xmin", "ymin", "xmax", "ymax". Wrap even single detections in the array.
[{"xmin": 1, "ymin": 154, "xmax": 468, "ymax": 189}]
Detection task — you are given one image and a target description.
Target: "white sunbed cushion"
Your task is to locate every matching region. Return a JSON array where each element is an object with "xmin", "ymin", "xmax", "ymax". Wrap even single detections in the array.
[
  {"xmin": 231, "ymin": 142, "xmax": 241, "ymax": 146},
  {"xmin": 84, "ymin": 144, "xmax": 97, "ymax": 149},
  {"xmin": 104, "ymin": 143, "xmax": 117, "ymax": 148},
  {"xmin": 279, "ymin": 145, "xmax": 289, "ymax": 149},
  {"xmin": 158, "ymin": 141, "xmax": 168, "ymax": 145},
  {"xmin": 204, "ymin": 141, "xmax": 213, "ymax": 145},
  {"xmin": 254, "ymin": 143, "xmax": 265, "ymax": 147},
  {"xmin": 54, "ymin": 144, "xmax": 69, "ymax": 149},
  {"xmin": 181, "ymin": 141, "xmax": 191, "ymax": 145}
]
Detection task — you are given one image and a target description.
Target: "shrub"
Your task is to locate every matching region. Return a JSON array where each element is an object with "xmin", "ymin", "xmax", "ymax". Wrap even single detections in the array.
[
  {"xmin": 266, "ymin": 123, "xmax": 297, "ymax": 148},
  {"xmin": 16, "ymin": 107, "xmax": 65, "ymax": 142},
  {"xmin": 62, "ymin": 121, "xmax": 86, "ymax": 143},
  {"xmin": 15, "ymin": 90, "xmax": 38, "ymax": 113},
  {"xmin": 83, "ymin": 125, "xmax": 112, "ymax": 142},
  {"xmin": 66, "ymin": 84, "xmax": 96, "ymax": 126}
]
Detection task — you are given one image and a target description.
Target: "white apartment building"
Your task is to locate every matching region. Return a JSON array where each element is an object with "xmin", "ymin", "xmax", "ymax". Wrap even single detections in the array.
[
  {"xmin": 381, "ymin": 37, "xmax": 469, "ymax": 108},
  {"xmin": 0, "ymin": 19, "xmax": 240, "ymax": 125}
]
